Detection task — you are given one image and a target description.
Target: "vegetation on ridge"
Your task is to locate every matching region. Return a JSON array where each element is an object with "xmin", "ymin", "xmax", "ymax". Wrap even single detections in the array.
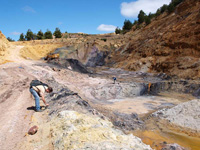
[
  {"xmin": 18, "ymin": 27, "xmax": 63, "ymax": 41},
  {"xmin": 115, "ymin": 0, "xmax": 184, "ymax": 34}
]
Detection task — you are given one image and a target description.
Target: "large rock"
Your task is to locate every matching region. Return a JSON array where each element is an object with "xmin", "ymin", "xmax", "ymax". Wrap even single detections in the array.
[{"xmin": 28, "ymin": 125, "xmax": 38, "ymax": 135}]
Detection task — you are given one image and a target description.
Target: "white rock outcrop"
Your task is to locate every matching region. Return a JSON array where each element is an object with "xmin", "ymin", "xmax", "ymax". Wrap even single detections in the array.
[
  {"xmin": 154, "ymin": 99, "xmax": 200, "ymax": 132},
  {"xmin": 50, "ymin": 110, "xmax": 152, "ymax": 150}
]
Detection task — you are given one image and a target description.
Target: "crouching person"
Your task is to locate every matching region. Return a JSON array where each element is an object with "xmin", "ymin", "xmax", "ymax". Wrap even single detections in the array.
[{"xmin": 29, "ymin": 80, "xmax": 53, "ymax": 112}]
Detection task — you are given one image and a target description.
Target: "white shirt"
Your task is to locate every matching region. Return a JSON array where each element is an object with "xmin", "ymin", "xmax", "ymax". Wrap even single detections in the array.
[{"xmin": 32, "ymin": 85, "xmax": 48, "ymax": 97}]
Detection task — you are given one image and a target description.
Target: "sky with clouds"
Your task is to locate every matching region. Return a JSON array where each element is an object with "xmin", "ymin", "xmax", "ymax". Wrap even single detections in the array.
[{"xmin": 0, "ymin": 0, "xmax": 171, "ymax": 40}]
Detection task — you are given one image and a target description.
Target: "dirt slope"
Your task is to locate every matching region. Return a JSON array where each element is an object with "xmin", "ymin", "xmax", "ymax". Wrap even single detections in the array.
[
  {"xmin": 110, "ymin": 0, "xmax": 200, "ymax": 79},
  {"xmin": 0, "ymin": 31, "xmax": 10, "ymax": 64}
]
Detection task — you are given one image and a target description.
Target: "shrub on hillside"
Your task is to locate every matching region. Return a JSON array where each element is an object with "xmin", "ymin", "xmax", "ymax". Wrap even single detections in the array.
[
  {"xmin": 7, "ymin": 37, "xmax": 15, "ymax": 42},
  {"xmin": 63, "ymin": 34, "xmax": 68, "ymax": 38},
  {"xmin": 122, "ymin": 19, "xmax": 133, "ymax": 33},
  {"xmin": 115, "ymin": 27, "xmax": 122, "ymax": 34},
  {"xmin": 101, "ymin": 38, "xmax": 107, "ymax": 42}
]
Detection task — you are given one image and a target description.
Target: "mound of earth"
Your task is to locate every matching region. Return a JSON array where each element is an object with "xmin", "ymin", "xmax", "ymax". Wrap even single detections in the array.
[
  {"xmin": 153, "ymin": 99, "xmax": 200, "ymax": 137},
  {"xmin": 19, "ymin": 44, "xmax": 64, "ymax": 60}
]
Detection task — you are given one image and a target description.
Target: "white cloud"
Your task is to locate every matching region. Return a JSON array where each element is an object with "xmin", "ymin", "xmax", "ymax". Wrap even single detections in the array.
[
  {"xmin": 58, "ymin": 22, "xmax": 63, "ymax": 25},
  {"xmin": 121, "ymin": 0, "xmax": 171, "ymax": 18},
  {"xmin": 22, "ymin": 6, "xmax": 36, "ymax": 13},
  {"xmin": 97, "ymin": 24, "xmax": 117, "ymax": 32},
  {"xmin": 10, "ymin": 32, "xmax": 21, "ymax": 35}
]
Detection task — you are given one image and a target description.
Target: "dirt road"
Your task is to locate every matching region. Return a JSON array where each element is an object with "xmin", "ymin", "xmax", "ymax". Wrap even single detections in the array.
[{"xmin": 0, "ymin": 46, "xmax": 55, "ymax": 150}]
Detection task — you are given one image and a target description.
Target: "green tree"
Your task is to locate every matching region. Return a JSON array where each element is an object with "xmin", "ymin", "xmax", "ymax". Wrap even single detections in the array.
[
  {"xmin": 44, "ymin": 29, "xmax": 53, "ymax": 39},
  {"xmin": 7, "ymin": 37, "xmax": 15, "ymax": 42},
  {"xmin": 156, "ymin": 9, "xmax": 161, "ymax": 17},
  {"xmin": 167, "ymin": 0, "xmax": 183, "ymax": 13},
  {"xmin": 148, "ymin": 13, "xmax": 154, "ymax": 19},
  {"xmin": 133, "ymin": 20, "xmax": 138, "ymax": 25},
  {"xmin": 172, "ymin": 0, "xmax": 183, "ymax": 6},
  {"xmin": 25, "ymin": 29, "xmax": 34, "ymax": 41},
  {"xmin": 138, "ymin": 10, "xmax": 146, "ymax": 24},
  {"xmin": 53, "ymin": 27, "xmax": 62, "ymax": 38},
  {"xmin": 161, "ymin": 4, "xmax": 168, "ymax": 13},
  {"xmin": 115, "ymin": 27, "xmax": 122, "ymax": 34},
  {"xmin": 167, "ymin": 3, "xmax": 175, "ymax": 13},
  {"xmin": 145, "ymin": 16, "xmax": 151, "ymax": 25},
  {"xmin": 37, "ymin": 30, "xmax": 44, "ymax": 40},
  {"xmin": 122, "ymin": 19, "xmax": 133, "ymax": 33},
  {"xmin": 19, "ymin": 33, "xmax": 25, "ymax": 41},
  {"xmin": 32, "ymin": 33, "xmax": 37, "ymax": 40}
]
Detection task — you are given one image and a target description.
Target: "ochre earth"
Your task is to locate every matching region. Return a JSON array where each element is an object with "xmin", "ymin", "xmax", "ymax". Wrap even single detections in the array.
[{"xmin": 110, "ymin": 0, "xmax": 200, "ymax": 79}]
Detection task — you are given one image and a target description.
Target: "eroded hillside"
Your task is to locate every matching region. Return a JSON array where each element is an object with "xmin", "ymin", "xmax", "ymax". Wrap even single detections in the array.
[
  {"xmin": 110, "ymin": 0, "xmax": 200, "ymax": 79},
  {"xmin": 0, "ymin": 31, "xmax": 10, "ymax": 64}
]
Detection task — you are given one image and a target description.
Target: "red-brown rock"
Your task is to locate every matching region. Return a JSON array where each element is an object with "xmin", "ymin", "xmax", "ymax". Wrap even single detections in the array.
[{"xmin": 28, "ymin": 125, "xmax": 38, "ymax": 135}]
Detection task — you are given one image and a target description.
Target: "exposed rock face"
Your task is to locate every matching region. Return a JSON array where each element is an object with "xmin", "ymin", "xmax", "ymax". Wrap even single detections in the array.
[
  {"xmin": 110, "ymin": 0, "xmax": 200, "ymax": 79},
  {"xmin": 153, "ymin": 99, "xmax": 200, "ymax": 137},
  {"xmin": 50, "ymin": 110, "xmax": 152, "ymax": 150},
  {"xmin": 48, "ymin": 58, "xmax": 91, "ymax": 74},
  {"xmin": 86, "ymin": 46, "xmax": 108, "ymax": 67},
  {"xmin": 88, "ymin": 82, "xmax": 147, "ymax": 100}
]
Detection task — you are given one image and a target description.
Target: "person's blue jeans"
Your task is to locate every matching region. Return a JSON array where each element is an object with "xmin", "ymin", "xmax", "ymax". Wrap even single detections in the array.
[{"xmin": 30, "ymin": 88, "xmax": 40, "ymax": 111}]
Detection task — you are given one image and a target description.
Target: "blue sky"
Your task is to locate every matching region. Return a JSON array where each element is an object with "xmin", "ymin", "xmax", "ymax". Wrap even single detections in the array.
[{"xmin": 0, "ymin": 0, "xmax": 171, "ymax": 41}]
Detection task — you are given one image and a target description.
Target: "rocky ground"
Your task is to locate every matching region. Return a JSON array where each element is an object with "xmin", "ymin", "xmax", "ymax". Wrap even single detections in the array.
[
  {"xmin": 0, "ymin": 42, "xmax": 200, "ymax": 150},
  {"xmin": 153, "ymin": 99, "xmax": 200, "ymax": 137},
  {"xmin": 0, "ymin": 1, "xmax": 200, "ymax": 147},
  {"xmin": 0, "ymin": 45, "xmax": 153, "ymax": 150},
  {"xmin": 109, "ymin": 0, "xmax": 200, "ymax": 79}
]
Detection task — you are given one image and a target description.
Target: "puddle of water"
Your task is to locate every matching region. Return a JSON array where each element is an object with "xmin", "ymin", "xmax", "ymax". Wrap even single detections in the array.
[
  {"xmin": 104, "ymin": 95, "xmax": 183, "ymax": 115},
  {"xmin": 133, "ymin": 130, "xmax": 200, "ymax": 150}
]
